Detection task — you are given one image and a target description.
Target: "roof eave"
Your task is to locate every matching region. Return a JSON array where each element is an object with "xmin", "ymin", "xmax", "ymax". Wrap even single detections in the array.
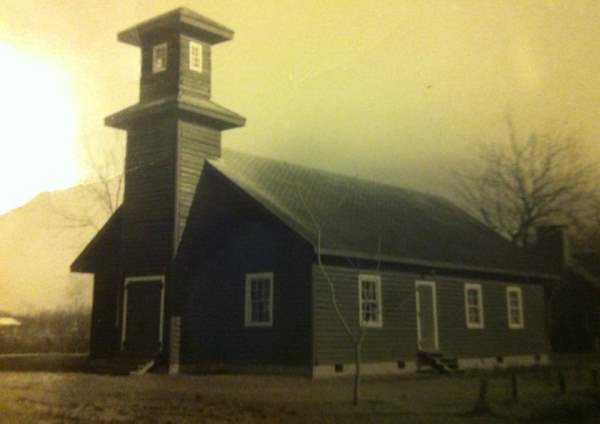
[
  {"xmin": 105, "ymin": 98, "xmax": 246, "ymax": 130},
  {"xmin": 318, "ymin": 247, "xmax": 561, "ymax": 281},
  {"xmin": 71, "ymin": 207, "xmax": 122, "ymax": 274},
  {"xmin": 570, "ymin": 259, "xmax": 600, "ymax": 289},
  {"xmin": 118, "ymin": 8, "xmax": 234, "ymax": 47}
]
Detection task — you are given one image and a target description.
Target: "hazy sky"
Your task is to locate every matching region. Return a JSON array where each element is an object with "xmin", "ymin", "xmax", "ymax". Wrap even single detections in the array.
[{"xmin": 1, "ymin": 0, "xmax": 600, "ymax": 214}]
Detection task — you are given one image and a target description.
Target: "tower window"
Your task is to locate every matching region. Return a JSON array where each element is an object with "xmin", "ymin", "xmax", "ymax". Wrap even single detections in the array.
[
  {"xmin": 152, "ymin": 43, "xmax": 167, "ymax": 73},
  {"xmin": 189, "ymin": 41, "xmax": 203, "ymax": 72}
]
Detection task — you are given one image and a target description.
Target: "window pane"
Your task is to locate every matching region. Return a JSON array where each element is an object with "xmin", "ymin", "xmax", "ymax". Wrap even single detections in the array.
[
  {"xmin": 190, "ymin": 42, "xmax": 203, "ymax": 71},
  {"xmin": 153, "ymin": 44, "xmax": 167, "ymax": 72},
  {"xmin": 360, "ymin": 277, "xmax": 381, "ymax": 325},
  {"xmin": 467, "ymin": 289, "xmax": 478, "ymax": 306},
  {"xmin": 468, "ymin": 306, "xmax": 480, "ymax": 324},
  {"xmin": 510, "ymin": 309, "xmax": 519, "ymax": 322},
  {"xmin": 247, "ymin": 276, "xmax": 272, "ymax": 325},
  {"xmin": 507, "ymin": 290, "xmax": 522, "ymax": 327},
  {"xmin": 508, "ymin": 291, "xmax": 522, "ymax": 325}
]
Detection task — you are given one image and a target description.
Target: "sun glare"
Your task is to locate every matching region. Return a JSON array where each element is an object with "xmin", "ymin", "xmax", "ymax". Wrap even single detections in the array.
[{"xmin": 0, "ymin": 43, "xmax": 77, "ymax": 214}]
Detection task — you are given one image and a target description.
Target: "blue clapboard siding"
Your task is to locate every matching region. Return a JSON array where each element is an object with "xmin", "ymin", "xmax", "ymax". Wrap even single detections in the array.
[
  {"xmin": 121, "ymin": 116, "xmax": 177, "ymax": 275},
  {"xmin": 177, "ymin": 168, "xmax": 313, "ymax": 366},
  {"xmin": 139, "ymin": 33, "xmax": 212, "ymax": 103},
  {"xmin": 139, "ymin": 31, "xmax": 181, "ymax": 103},
  {"xmin": 313, "ymin": 265, "xmax": 550, "ymax": 365},
  {"xmin": 175, "ymin": 119, "xmax": 221, "ymax": 246},
  {"xmin": 84, "ymin": 211, "xmax": 122, "ymax": 358},
  {"xmin": 179, "ymin": 35, "xmax": 211, "ymax": 99},
  {"xmin": 435, "ymin": 279, "xmax": 550, "ymax": 357},
  {"xmin": 90, "ymin": 269, "xmax": 121, "ymax": 358},
  {"xmin": 312, "ymin": 265, "xmax": 418, "ymax": 365}
]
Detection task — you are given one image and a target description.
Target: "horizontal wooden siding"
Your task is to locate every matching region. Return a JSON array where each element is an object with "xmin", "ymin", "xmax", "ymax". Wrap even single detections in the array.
[
  {"xmin": 312, "ymin": 265, "xmax": 418, "ymax": 365},
  {"xmin": 435, "ymin": 278, "xmax": 550, "ymax": 358},
  {"xmin": 121, "ymin": 116, "xmax": 177, "ymax": 274},
  {"xmin": 313, "ymin": 264, "xmax": 550, "ymax": 364}
]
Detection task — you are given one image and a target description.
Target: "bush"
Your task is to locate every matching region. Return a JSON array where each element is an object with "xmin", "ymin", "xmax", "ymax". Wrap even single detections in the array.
[{"xmin": 0, "ymin": 308, "xmax": 90, "ymax": 354}]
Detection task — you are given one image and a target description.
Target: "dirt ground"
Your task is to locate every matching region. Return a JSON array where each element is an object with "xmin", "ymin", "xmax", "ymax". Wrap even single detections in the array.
[{"xmin": 0, "ymin": 369, "xmax": 599, "ymax": 423}]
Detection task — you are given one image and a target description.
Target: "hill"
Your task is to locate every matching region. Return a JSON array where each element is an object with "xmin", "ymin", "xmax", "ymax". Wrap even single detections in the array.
[{"xmin": 0, "ymin": 182, "xmax": 117, "ymax": 314}]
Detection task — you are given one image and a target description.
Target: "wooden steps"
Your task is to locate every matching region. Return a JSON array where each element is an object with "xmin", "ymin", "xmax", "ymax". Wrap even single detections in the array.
[
  {"xmin": 89, "ymin": 353, "xmax": 157, "ymax": 376},
  {"xmin": 417, "ymin": 351, "xmax": 459, "ymax": 375}
]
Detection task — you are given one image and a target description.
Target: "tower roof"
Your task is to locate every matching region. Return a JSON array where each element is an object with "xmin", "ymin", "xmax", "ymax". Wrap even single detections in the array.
[
  {"xmin": 105, "ymin": 95, "xmax": 245, "ymax": 130},
  {"xmin": 118, "ymin": 7, "xmax": 234, "ymax": 46}
]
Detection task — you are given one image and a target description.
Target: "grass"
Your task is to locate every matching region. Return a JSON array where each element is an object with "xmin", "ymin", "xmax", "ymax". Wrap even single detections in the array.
[{"xmin": 0, "ymin": 367, "xmax": 599, "ymax": 422}]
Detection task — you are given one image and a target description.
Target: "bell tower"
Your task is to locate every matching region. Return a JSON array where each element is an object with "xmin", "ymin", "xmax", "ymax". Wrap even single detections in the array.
[{"xmin": 106, "ymin": 8, "xmax": 245, "ymax": 276}]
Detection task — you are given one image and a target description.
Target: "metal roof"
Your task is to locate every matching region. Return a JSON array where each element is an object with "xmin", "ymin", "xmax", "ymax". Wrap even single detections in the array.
[
  {"xmin": 105, "ymin": 95, "xmax": 245, "ymax": 130},
  {"xmin": 71, "ymin": 148, "xmax": 556, "ymax": 279},
  {"xmin": 118, "ymin": 7, "xmax": 234, "ymax": 47},
  {"xmin": 210, "ymin": 150, "xmax": 556, "ymax": 279}
]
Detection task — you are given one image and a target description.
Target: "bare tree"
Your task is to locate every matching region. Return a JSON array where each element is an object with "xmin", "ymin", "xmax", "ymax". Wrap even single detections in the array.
[
  {"xmin": 79, "ymin": 133, "xmax": 124, "ymax": 225},
  {"xmin": 290, "ymin": 167, "xmax": 418, "ymax": 405},
  {"xmin": 315, "ymin": 231, "xmax": 379, "ymax": 406},
  {"xmin": 453, "ymin": 116, "xmax": 598, "ymax": 247},
  {"xmin": 51, "ymin": 130, "xmax": 124, "ymax": 232}
]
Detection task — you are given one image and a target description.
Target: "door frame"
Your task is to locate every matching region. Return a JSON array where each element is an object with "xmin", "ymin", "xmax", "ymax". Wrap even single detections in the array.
[
  {"xmin": 121, "ymin": 275, "xmax": 165, "ymax": 352},
  {"xmin": 415, "ymin": 280, "xmax": 439, "ymax": 352}
]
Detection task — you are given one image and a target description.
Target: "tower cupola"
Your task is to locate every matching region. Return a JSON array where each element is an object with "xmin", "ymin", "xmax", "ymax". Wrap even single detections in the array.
[
  {"xmin": 106, "ymin": 8, "xmax": 245, "ymax": 275},
  {"xmin": 106, "ymin": 7, "xmax": 245, "ymax": 131}
]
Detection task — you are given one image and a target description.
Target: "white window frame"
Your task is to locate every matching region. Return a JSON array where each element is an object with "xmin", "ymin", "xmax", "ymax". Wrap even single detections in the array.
[
  {"xmin": 506, "ymin": 286, "xmax": 525, "ymax": 329},
  {"xmin": 244, "ymin": 272, "xmax": 274, "ymax": 328},
  {"xmin": 464, "ymin": 283, "xmax": 484, "ymax": 329},
  {"xmin": 121, "ymin": 275, "xmax": 165, "ymax": 351},
  {"xmin": 152, "ymin": 43, "xmax": 168, "ymax": 73},
  {"xmin": 189, "ymin": 41, "xmax": 203, "ymax": 72},
  {"xmin": 358, "ymin": 274, "xmax": 383, "ymax": 328}
]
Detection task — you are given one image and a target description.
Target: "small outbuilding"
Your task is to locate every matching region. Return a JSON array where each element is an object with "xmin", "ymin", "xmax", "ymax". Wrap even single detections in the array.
[
  {"xmin": 0, "ymin": 317, "xmax": 21, "ymax": 339},
  {"xmin": 533, "ymin": 225, "xmax": 600, "ymax": 353}
]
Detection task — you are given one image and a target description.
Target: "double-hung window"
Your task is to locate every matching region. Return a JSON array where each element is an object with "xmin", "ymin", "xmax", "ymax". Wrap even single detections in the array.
[
  {"xmin": 359, "ymin": 274, "xmax": 382, "ymax": 328},
  {"xmin": 506, "ymin": 286, "xmax": 524, "ymax": 329},
  {"xmin": 244, "ymin": 273, "xmax": 273, "ymax": 327},
  {"xmin": 189, "ymin": 41, "xmax": 203, "ymax": 72},
  {"xmin": 464, "ymin": 283, "xmax": 484, "ymax": 329},
  {"xmin": 152, "ymin": 43, "xmax": 167, "ymax": 73}
]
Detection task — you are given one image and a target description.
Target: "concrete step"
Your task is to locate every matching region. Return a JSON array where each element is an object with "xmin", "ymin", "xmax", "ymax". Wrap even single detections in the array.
[
  {"xmin": 417, "ymin": 351, "xmax": 459, "ymax": 375},
  {"xmin": 90, "ymin": 355, "xmax": 156, "ymax": 376}
]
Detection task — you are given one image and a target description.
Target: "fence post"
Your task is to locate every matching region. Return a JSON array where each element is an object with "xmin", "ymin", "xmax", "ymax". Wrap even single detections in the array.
[
  {"xmin": 558, "ymin": 370, "xmax": 566, "ymax": 395},
  {"xmin": 591, "ymin": 368, "xmax": 599, "ymax": 390},
  {"xmin": 510, "ymin": 372, "xmax": 519, "ymax": 403},
  {"xmin": 473, "ymin": 377, "xmax": 490, "ymax": 415}
]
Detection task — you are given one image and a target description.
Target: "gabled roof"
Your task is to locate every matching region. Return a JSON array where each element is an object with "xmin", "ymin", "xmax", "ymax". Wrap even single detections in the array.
[{"xmin": 210, "ymin": 150, "xmax": 556, "ymax": 279}]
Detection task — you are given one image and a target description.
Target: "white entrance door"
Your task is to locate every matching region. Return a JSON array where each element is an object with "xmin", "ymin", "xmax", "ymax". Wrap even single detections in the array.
[{"xmin": 415, "ymin": 281, "xmax": 439, "ymax": 352}]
